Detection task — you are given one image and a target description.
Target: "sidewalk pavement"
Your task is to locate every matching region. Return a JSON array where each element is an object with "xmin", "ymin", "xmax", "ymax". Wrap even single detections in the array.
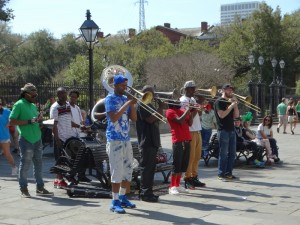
[{"xmin": 0, "ymin": 125, "xmax": 300, "ymax": 225}]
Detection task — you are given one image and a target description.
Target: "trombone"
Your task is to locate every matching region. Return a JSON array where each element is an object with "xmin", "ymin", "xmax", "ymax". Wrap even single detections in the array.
[
  {"xmin": 195, "ymin": 86, "xmax": 217, "ymax": 98},
  {"xmin": 126, "ymin": 86, "xmax": 167, "ymax": 123}
]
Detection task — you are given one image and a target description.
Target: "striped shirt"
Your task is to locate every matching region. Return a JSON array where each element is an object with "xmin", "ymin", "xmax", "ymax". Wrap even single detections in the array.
[{"xmin": 50, "ymin": 102, "xmax": 77, "ymax": 142}]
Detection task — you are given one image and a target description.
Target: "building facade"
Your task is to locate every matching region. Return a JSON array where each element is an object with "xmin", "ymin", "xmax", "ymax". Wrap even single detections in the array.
[{"xmin": 221, "ymin": 1, "xmax": 261, "ymax": 25}]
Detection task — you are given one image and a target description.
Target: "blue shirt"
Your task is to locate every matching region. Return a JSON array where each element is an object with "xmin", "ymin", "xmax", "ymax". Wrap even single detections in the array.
[
  {"xmin": 0, "ymin": 108, "xmax": 11, "ymax": 141},
  {"xmin": 105, "ymin": 93, "xmax": 131, "ymax": 141}
]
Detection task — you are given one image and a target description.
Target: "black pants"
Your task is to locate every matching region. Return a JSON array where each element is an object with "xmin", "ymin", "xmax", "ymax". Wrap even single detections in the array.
[{"xmin": 140, "ymin": 146, "xmax": 158, "ymax": 196}]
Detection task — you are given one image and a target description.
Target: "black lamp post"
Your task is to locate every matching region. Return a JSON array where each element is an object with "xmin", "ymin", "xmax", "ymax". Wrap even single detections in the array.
[
  {"xmin": 269, "ymin": 58, "xmax": 279, "ymax": 116},
  {"xmin": 279, "ymin": 59, "xmax": 286, "ymax": 101},
  {"xmin": 257, "ymin": 56, "xmax": 265, "ymax": 116},
  {"xmin": 80, "ymin": 9, "xmax": 99, "ymax": 114},
  {"xmin": 248, "ymin": 54, "xmax": 257, "ymax": 120}
]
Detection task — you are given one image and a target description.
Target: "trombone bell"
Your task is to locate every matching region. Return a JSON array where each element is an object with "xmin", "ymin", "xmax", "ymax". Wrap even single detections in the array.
[{"xmin": 196, "ymin": 86, "xmax": 217, "ymax": 97}]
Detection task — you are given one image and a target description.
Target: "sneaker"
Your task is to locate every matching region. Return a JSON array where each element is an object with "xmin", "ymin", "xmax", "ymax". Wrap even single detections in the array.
[
  {"xmin": 119, "ymin": 195, "xmax": 136, "ymax": 208},
  {"xmin": 184, "ymin": 178, "xmax": 195, "ymax": 190},
  {"xmin": 254, "ymin": 159, "xmax": 265, "ymax": 168},
  {"xmin": 36, "ymin": 187, "xmax": 54, "ymax": 196},
  {"xmin": 277, "ymin": 127, "xmax": 279, "ymax": 133},
  {"xmin": 176, "ymin": 186, "xmax": 188, "ymax": 193},
  {"xmin": 12, "ymin": 166, "xmax": 18, "ymax": 176},
  {"xmin": 225, "ymin": 174, "xmax": 238, "ymax": 180},
  {"xmin": 54, "ymin": 179, "xmax": 68, "ymax": 189},
  {"xmin": 169, "ymin": 186, "xmax": 179, "ymax": 195},
  {"xmin": 192, "ymin": 176, "xmax": 206, "ymax": 187},
  {"xmin": 110, "ymin": 200, "xmax": 125, "ymax": 213},
  {"xmin": 218, "ymin": 175, "xmax": 228, "ymax": 182},
  {"xmin": 274, "ymin": 158, "xmax": 281, "ymax": 163},
  {"xmin": 20, "ymin": 188, "xmax": 31, "ymax": 198}
]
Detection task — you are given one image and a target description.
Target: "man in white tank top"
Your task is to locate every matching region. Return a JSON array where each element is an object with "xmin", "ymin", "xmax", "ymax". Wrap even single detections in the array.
[{"xmin": 180, "ymin": 80, "xmax": 206, "ymax": 190}]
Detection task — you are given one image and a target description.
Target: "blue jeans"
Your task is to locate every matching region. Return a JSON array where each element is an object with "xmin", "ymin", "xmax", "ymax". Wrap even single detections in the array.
[
  {"xmin": 201, "ymin": 128, "xmax": 212, "ymax": 157},
  {"xmin": 19, "ymin": 137, "xmax": 44, "ymax": 189},
  {"xmin": 217, "ymin": 130, "xmax": 236, "ymax": 177}
]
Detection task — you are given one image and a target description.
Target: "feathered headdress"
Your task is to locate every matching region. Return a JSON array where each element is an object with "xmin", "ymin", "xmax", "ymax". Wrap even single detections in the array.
[{"xmin": 241, "ymin": 112, "xmax": 253, "ymax": 122}]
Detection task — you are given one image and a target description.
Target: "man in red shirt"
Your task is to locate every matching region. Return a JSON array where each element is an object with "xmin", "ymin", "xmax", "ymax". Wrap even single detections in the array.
[{"xmin": 166, "ymin": 100, "xmax": 193, "ymax": 194}]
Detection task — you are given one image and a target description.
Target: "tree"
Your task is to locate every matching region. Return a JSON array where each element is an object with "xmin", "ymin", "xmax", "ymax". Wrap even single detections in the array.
[
  {"xmin": 144, "ymin": 51, "xmax": 233, "ymax": 91},
  {"xmin": 217, "ymin": 3, "xmax": 297, "ymax": 86},
  {"xmin": 11, "ymin": 30, "xmax": 57, "ymax": 83},
  {"xmin": 0, "ymin": 0, "xmax": 14, "ymax": 21}
]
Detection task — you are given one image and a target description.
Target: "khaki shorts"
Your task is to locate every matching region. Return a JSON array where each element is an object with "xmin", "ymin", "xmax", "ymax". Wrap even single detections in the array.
[
  {"xmin": 278, "ymin": 115, "xmax": 287, "ymax": 125},
  {"xmin": 106, "ymin": 140, "xmax": 133, "ymax": 183}
]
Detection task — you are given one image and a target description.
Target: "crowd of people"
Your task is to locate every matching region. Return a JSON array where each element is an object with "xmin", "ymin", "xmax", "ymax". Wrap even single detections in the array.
[{"xmin": 0, "ymin": 79, "xmax": 299, "ymax": 214}]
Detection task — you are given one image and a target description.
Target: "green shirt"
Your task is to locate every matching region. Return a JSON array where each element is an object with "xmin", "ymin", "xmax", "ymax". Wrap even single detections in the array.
[
  {"xmin": 277, "ymin": 102, "xmax": 287, "ymax": 115},
  {"xmin": 296, "ymin": 104, "xmax": 300, "ymax": 112},
  {"xmin": 9, "ymin": 98, "xmax": 41, "ymax": 144}
]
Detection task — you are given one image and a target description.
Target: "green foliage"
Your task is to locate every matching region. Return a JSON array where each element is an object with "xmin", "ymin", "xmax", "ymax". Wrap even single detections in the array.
[
  {"xmin": 0, "ymin": 0, "xmax": 14, "ymax": 21},
  {"xmin": 217, "ymin": 3, "xmax": 299, "ymax": 87}
]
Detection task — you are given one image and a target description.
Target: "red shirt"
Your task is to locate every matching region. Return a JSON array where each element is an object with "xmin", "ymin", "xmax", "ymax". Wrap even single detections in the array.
[{"xmin": 166, "ymin": 108, "xmax": 192, "ymax": 143}]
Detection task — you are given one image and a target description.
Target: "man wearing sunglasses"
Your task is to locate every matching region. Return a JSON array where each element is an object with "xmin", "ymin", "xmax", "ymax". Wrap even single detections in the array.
[{"xmin": 9, "ymin": 83, "xmax": 53, "ymax": 198}]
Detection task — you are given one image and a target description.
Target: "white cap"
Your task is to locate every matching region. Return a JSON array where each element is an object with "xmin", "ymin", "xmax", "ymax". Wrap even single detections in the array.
[{"xmin": 183, "ymin": 80, "xmax": 196, "ymax": 88}]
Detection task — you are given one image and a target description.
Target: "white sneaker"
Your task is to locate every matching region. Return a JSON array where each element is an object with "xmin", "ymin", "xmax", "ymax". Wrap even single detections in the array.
[
  {"xmin": 12, "ymin": 166, "xmax": 18, "ymax": 176},
  {"xmin": 169, "ymin": 187, "xmax": 179, "ymax": 195},
  {"xmin": 177, "ymin": 185, "xmax": 188, "ymax": 193}
]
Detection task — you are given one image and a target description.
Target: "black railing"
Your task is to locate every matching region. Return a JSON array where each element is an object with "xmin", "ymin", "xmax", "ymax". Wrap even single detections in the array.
[{"xmin": 0, "ymin": 80, "xmax": 106, "ymax": 113}]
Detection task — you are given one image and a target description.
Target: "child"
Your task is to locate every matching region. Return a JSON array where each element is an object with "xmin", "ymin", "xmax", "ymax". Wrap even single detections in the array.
[{"xmin": 166, "ymin": 100, "xmax": 193, "ymax": 194}]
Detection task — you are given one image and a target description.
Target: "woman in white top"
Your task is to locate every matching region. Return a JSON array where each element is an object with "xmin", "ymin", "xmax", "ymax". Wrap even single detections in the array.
[{"xmin": 255, "ymin": 115, "xmax": 279, "ymax": 163}]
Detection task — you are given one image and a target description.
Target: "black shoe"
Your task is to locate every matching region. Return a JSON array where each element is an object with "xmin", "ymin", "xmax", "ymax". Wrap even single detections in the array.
[
  {"xmin": 277, "ymin": 128, "xmax": 279, "ymax": 133},
  {"xmin": 78, "ymin": 176, "xmax": 92, "ymax": 182},
  {"xmin": 36, "ymin": 187, "xmax": 54, "ymax": 196},
  {"xmin": 141, "ymin": 194, "xmax": 159, "ymax": 202},
  {"xmin": 20, "ymin": 188, "xmax": 31, "ymax": 198},
  {"xmin": 192, "ymin": 176, "xmax": 206, "ymax": 187},
  {"xmin": 184, "ymin": 178, "xmax": 195, "ymax": 190}
]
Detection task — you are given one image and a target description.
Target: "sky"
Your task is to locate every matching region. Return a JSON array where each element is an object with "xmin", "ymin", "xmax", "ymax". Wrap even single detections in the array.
[{"xmin": 7, "ymin": 0, "xmax": 300, "ymax": 39}]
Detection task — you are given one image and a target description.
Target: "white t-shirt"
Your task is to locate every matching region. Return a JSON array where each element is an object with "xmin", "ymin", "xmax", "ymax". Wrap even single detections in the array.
[
  {"xmin": 50, "ymin": 102, "xmax": 77, "ymax": 142},
  {"xmin": 256, "ymin": 123, "xmax": 273, "ymax": 139},
  {"xmin": 180, "ymin": 95, "xmax": 202, "ymax": 131},
  {"xmin": 70, "ymin": 104, "xmax": 83, "ymax": 137}
]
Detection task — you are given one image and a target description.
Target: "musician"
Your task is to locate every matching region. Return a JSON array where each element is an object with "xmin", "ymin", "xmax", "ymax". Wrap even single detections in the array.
[
  {"xmin": 166, "ymin": 100, "xmax": 192, "ymax": 194},
  {"xmin": 180, "ymin": 80, "xmax": 206, "ymax": 190},
  {"xmin": 136, "ymin": 85, "xmax": 163, "ymax": 202},
  {"xmin": 9, "ymin": 83, "xmax": 53, "ymax": 197},
  {"xmin": 105, "ymin": 74, "xmax": 137, "ymax": 214},
  {"xmin": 214, "ymin": 84, "xmax": 239, "ymax": 181}
]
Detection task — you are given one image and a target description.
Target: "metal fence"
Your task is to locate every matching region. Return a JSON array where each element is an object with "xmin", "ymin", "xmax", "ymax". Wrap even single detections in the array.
[{"xmin": 0, "ymin": 80, "xmax": 106, "ymax": 113}]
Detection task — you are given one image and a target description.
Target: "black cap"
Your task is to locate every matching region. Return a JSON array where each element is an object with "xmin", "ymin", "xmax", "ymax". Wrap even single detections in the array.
[{"xmin": 222, "ymin": 84, "xmax": 234, "ymax": 90}]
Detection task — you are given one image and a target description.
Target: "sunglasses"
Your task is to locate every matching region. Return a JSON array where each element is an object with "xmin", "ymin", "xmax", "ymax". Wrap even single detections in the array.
[{"xmin": 264, "ymin": 119, "xmax": 270, "ymax": 121}]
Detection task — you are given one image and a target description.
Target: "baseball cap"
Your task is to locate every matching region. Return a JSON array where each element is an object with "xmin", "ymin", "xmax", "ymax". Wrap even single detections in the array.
[
  {"xmin": 234, "ymin": 117, "xmax": 242, "ymax": 121},
  {"xmin": 183, "ymin": 80, "xmax": 196, "ymax": 88},
  {"xmin": 114, "ymin": 75, "xmax": 128, "ymax": 85},
  {"xmin": 21, "ymin": 83, "xmax": 37, "ymax": 93},
  {"xmin": 222, "ymin": 84, "xmax": 234, "ymax": 90}
]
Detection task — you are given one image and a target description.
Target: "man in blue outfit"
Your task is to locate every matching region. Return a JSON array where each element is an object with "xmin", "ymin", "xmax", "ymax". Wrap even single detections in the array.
[
  {"xmin": 105, "ymin": 74, "xmax": 137, "ymax": 214},
  {"xmin": 214, "ymin": 84, "xmax": 239, "ymax": 181}
]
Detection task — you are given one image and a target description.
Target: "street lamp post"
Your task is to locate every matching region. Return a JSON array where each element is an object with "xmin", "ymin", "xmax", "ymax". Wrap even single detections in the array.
[
  {"xmin": 279, "ymin": 59, "xmax": 286, "ymax": 101},
  {"xmin": 79, "ymin": 9, "xmax": 99, "ymax": 114},
  {"xmin": 257, "ymin": 56, "xmax": 265, "ymax": 116},
  {"xmin": 269, "ymin": 58, "xmax": 278, "ymax": 116},
  {"xmin": 248, "ymin": 54, "xmax": 257, "ymax": 120}
]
